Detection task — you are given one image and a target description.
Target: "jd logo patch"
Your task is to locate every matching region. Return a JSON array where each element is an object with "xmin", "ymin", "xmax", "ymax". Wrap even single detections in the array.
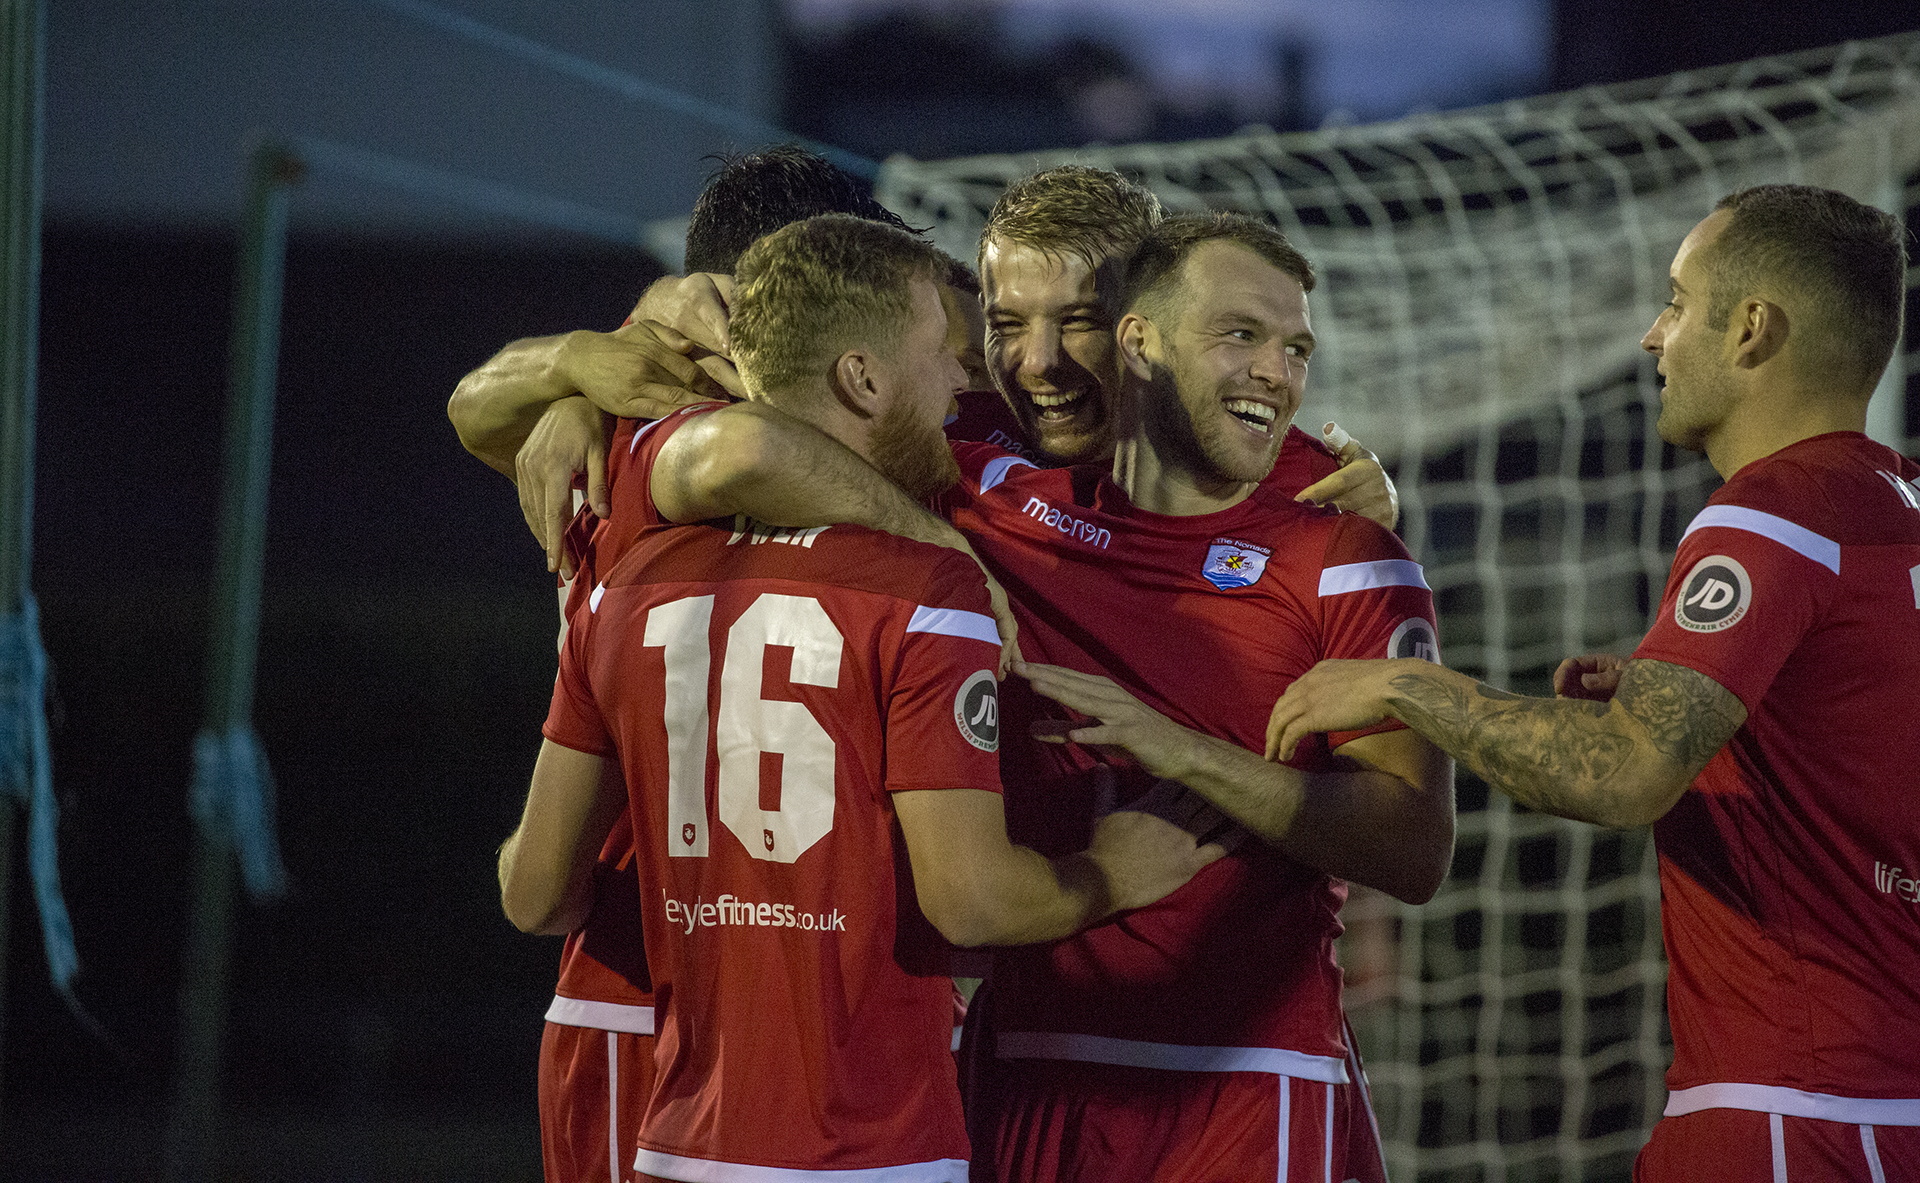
[
  {"xmin": 1202, "ymin": 538, "xmax": 1272, "ymax": 590},
  {"xmin": 1388, "ymin": 617, "xmax": 1441, "ymax": 663},
  {"xmin": 1675, "ymin": 554, "xmax": 1751, "ymax": 633},
  {"xmin": 954, "ymin": 670, "xmax": 1000, "ymax": 752}
]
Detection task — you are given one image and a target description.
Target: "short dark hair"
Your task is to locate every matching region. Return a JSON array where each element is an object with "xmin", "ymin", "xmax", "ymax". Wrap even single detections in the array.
[
  {"xmin": 682, "ymin": 145, "xmax": 916, "ymax": 276},
  {"xmin": 938, "ymin": 249, "xmax": 980, "ymax": 297},
  {"xmin": 730, "ymin": 214, "xmax": 944, "ymax": 402},
  {"xmin": 1122, "ymin": 213, "xmax": 1316, "ymax": 323},
  {"xmin": 979, "ymin": 164, "xmax": 1164, "ymax": 273},
  {"xmin": 1703, "ymin": 185, "xmax": 1908, "ymax": 394}
]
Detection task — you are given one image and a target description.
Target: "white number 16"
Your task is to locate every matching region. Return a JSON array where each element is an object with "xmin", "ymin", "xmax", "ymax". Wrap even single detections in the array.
[{"xmin": 643, "ymin": 593, "xmax": 843, "ymax": 865}]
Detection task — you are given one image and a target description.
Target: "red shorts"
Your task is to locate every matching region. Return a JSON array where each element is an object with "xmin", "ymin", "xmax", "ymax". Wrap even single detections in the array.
[
  {"xmin": 984, "ymin": 1041, "xmax": 1385, "ymax": 1183},
  {"xmin": 1637, "ymin": 1108, "xmax": 1920, "ymax": 1182},
  {"xmin": 539, "ymin": 1021, "xmax": 656, "ymax": 1183}
]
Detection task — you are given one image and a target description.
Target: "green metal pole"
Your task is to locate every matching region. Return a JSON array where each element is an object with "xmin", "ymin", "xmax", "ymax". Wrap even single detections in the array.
[
  {"xmin": 0, "ymin": 0, "xmax": 46, "ymax": 1136},
  {"xmin": 162, "ymin": 143, "xmax": 301, "ymax": 1183}
]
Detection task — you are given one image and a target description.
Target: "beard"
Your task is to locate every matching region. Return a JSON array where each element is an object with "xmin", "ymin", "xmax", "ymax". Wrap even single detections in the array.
[
  {"xmin": 870, "ymin": 395, "xmax": 961, "ymax": 501},
  {"xmin": 1139, "ymin": 359, "xmax": 1282, "ymax": 487}
]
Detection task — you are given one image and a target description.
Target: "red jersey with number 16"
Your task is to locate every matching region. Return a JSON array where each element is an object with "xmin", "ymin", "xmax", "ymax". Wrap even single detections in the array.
[{"xmin": 544, "ymin": 406, "xmax": 1001, "ymax": 1181}]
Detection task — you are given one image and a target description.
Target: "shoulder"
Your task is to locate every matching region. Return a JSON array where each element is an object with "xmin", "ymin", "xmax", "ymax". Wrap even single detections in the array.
[
  {"xmin": 1314, "ymin": 513, "xmax": 1427, "ymax": 595},
  {"xmin": 1688, "ymin": 437, "xmax": 1900, "ymax": 572}
]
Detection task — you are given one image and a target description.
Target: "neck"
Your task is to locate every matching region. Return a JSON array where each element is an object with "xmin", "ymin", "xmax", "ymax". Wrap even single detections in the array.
[
  {"xmin": 1110, "ymin": 436, "xmax": 1258, "ymax": 516},
  {"xmin": 1705, "ymin": 380, "xmax": 1868, "ymax": 478}
]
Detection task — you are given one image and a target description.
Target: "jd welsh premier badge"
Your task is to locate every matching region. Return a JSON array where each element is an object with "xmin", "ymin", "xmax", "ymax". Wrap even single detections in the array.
[{"xmin": 1202, "ymin": 538, "xmax": 1271, "ymax": 590}]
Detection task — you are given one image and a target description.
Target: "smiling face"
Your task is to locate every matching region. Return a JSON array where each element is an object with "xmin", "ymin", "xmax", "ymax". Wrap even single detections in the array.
[
  {"xmin": 980, "ymin": 238, "xmax": 1121, "ymax": 464},
  {"xmin": 1642, "ymin": 210, "xmax": 1738, "ymax": 455},
  {"xmin": 1132, "ymin": 240, "xmax": 1312, "ymax": 487}
]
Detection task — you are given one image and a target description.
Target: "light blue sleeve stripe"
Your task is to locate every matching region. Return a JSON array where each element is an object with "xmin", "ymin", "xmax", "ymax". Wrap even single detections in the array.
[
  {"xmin": 1683, "ymin": 505, "xmax": 1840, "ymax": 573},
  {"xmin": 906, "ymin": 606, "xmax": 1001, "ymax": 647},
  {"xmin": 980, "ymin": 454, "xmax": 1039, "ymax": 494},
  {"xmin": 1317, "ymin": 559, "xmax": 1430, "ymax": 597}
]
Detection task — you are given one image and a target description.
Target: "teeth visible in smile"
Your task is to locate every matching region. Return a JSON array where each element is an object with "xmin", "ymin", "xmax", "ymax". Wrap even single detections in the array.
[
  {"xmin": 1225, "ymin": 399, "xmax": 1276, "ymax": 428},
  {"xmin": 1031, "ymin": 391, "xmax": 1081, "ymax": 409}
]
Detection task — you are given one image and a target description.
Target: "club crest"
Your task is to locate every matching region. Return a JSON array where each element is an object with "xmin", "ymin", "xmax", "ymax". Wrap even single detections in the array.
[{"xmin": 1202, "ymin": 538, "xmax": 1271, "ymax": 590}]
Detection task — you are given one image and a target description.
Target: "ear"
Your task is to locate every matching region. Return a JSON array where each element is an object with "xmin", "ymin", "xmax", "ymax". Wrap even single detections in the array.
[
  {"xmin": 1730, "ymin": 298, "xmax": 1788, "ymax": 370},
  {"xmin": 831, "ymin": 348, "xmax": 884, "ymax": 418},
  {"xmin": 1117, "ymin": 313, "xmax": 1158, "ymax": 380}
]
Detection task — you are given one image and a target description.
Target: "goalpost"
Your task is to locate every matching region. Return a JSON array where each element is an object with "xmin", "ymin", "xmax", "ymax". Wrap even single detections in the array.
[{"xmin": 877, "ymin": 32, "xmax": 1920, "ymax": 1181}]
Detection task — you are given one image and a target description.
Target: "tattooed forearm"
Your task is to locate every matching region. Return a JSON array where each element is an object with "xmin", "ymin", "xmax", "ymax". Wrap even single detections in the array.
[
  {"xmin": 1387, "ymin": 670, "xmax": 1631, "ymax": 818},
  {"xmin": 1377, "ymin": 659, "xmax": 1722, "ymax": 827},
  {"xmin": 1614, "ymin": 660, "xmax": 1746, "ymax": 768}
]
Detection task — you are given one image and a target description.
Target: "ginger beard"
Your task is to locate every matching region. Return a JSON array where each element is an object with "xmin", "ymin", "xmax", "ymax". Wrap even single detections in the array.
[
  {"xmin": 869, "ymin": 390, "xmax": 961, "ymax": 501},
  {"xmin": 867, "ymin": 276, "xmax": 963, "ymax": 502}
]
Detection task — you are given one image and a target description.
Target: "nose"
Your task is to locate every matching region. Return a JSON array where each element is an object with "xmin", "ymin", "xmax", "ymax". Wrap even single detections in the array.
[
  {"xmin": 1015, "ymin": 326, "xmax": 1064, "ymax": 388},
  {"xmin": 1248, "ymin": 340, "xmax": 1294, "ymax": 391},
  {"xmin": 1640, "ymin": 312, "xmax": 1666, "ymax": 356}
]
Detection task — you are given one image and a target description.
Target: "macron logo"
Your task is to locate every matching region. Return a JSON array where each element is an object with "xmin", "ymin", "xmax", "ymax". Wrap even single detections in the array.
[
  {"xmin": 1876, "ymin": 861, "xmax": 1920, "ymax": 904},
  {"xmin": 1023, "ymin": 496, "xmax": 1111, "ymax": 550}
]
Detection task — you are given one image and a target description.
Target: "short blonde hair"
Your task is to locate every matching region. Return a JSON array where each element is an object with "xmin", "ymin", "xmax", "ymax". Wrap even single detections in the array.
[
  {"xmin": 978, "ymin": 165, "xmax": 1164, "ymax": 273},
  {"xmin": 730, "ymin": 214, "xmax": 945, "ymax": 401}
]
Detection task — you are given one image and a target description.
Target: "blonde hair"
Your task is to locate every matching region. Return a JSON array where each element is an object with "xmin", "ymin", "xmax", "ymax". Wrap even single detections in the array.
[
  {"xmin": 978, "ymin": 165, "xmax": 1164, "ymax": 273},
  {"xmin": 730, "ymin": 214, "xmax": 945, "ymax": 402}
]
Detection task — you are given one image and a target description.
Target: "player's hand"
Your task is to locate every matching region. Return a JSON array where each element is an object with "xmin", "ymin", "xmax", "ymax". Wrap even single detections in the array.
[
  {"xmin": 1295, "ymin": 421, "xmax": 1399, "ymax": 530},
  {"xmin": 1264, "ymin": 658, "xmax": 1400, "ymax": 763},
  {"xmin": 515, "ymin": 396, "xmax": 606, "ymax": 578},
  {"xmin": 1553, "ymin": 652, "xmax": 1626, "ymax": 701},
  {"xmin": 558, "ymin": 319, "xmax": 738, "ymax": 421},
  {"xmin": 627, "ymin": 272, "xmax": 736, "ymax": 359},
  {"xmin": 1017, "ymin": 661, "xmax": 1199, "ymax": 779},
  {"xmin": 1086, "ymin": 807, "xmax": 1226, "ymax": 913}
]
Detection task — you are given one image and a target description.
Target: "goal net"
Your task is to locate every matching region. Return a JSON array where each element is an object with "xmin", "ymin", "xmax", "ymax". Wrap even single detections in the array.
[{"xmin": 877, "ymin": 32, "xmax": 1920, "ymax": 1181}]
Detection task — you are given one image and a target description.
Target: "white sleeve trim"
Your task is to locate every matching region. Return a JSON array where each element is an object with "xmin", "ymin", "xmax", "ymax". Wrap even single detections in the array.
[
  {"xmin": 905, "ymin": 605, "xmax": 1001, "ymax": 647},
  {"xmin": 995, "ymin": 1030, "xmax": 1349, "ymax": 1083},
  {"xmin": 1317, "ymin": 559, "xmax": 1430, "ymax": 597},
  {"xmin": 1664, "ymin": 1082, "xmax": 1920, "ymax": 1125},
  {"xmin": 1683, "ymin": 505, "xmax": 1841, "ymax": 573},
  {"xmin": 633, "ymin": 1148, "xmax": 968, "ymax": 1182},
  {"xmin": 544, "ymin": 995, "xmax": 655, "ymax": 1035}
]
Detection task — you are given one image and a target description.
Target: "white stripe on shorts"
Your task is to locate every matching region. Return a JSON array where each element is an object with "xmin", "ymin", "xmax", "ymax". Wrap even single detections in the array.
[
  {"xmin": 1771, "ymin": 1113, "xmax": 1787, "ymax": 1183},
  {"xmin": 1276, "ymin": 1073, "xmax": 1292, "ymax": 1183},
  {"xmin": 1862, "ymin": 1125, "xmax": 1888, "ymax": 1183},
  {"xmin": 606, "ymin": 1032, "xmax": 621, "ymax": 1183}
]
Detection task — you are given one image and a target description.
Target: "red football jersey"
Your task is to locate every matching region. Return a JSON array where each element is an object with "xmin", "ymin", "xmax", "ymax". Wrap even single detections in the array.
[
  {"xmin": 544, "ymin": 408, "xmax": 998, "ymax": 1179},
  {"xmin": 1633, "ymin": 433, "xmax": 1920, "ymax": 1122},
  {"xmin": 936, "ymin": 442, "xmax": 1439, "ymax": 1069},
  {"xmin": 546, "ymin": 413, "xmax": 674, "ymax": 1032}
]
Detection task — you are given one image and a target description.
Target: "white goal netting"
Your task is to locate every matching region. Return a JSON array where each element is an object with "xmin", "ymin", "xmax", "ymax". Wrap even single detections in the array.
[{"xmin": 878, "ymin": 32, "xmax": 1920, "ymax": 1182}]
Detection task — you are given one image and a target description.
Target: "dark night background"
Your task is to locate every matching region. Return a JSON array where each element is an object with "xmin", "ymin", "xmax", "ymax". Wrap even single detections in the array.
[{"xmin": 5, "ymin": 1, "xmax": 1915, "ymax": 1178}]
